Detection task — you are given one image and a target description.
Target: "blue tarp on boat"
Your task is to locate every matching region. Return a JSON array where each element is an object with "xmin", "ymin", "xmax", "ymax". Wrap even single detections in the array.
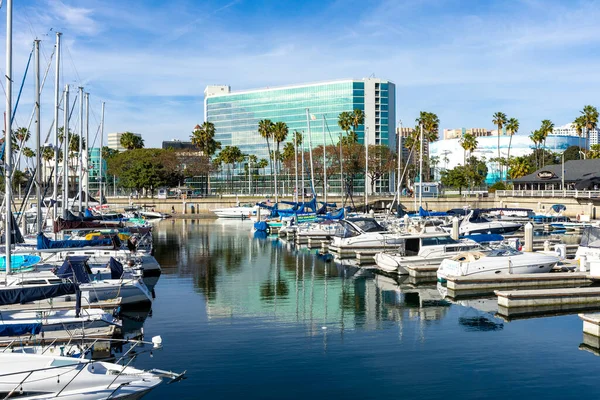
[
  {"xmin": 0, "ymin": 283, "xmax": 77, "ymax": 306},
  {"xmin": 56, "ymin": 257, "xmax": 92, "ymax": 284},
  {"xmin": 254, "ymin": 221, "xmax": 269, "ymax": 232},
  {"xmin": 109, "ymin": 257, "xmax": 124, "ymax": 279},
  {"xmin": 37, "ymin": 233, "xmax": 117, "ymax": 250},
  {"xmin": 418, "ymin": 207, "xmax": 448, "ymax": 217},
  {"xmin": 0, "ymin": 322, "xmax": 42, "ymax": 336}
]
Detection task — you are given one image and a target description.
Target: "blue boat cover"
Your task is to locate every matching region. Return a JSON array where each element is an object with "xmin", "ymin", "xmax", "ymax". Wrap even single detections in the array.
[
  {"xmin": 254, "ymin": 221, "xmax": 269, "ymax": 232},
  {"xmin": 318, "ymin": 207, "xmax": 347, "ymax": 220},
  {"xmin": 56, "ymin": 257, "xmax": 92, "ymax": 284},
  {"xmin": 462, "ymin": 233, "xmax": 504, "ymax": 243},
  {"xmin": 37, "ymin": 233, "xmax": 117, "ymax": 250},
  {"xmin": 418, "ymin": 207, "xmax": 448, "ymax": 217},
  {"xmin": 109, "ymin": 257, "xmax": 124, "ymax": 279},
  {"xmin": 0, "ymin": 283, "xmax": 77, "ymax": 306},
  {"xmin": 0, "ymin": 322, "xmax": 42, "ymax": 336},
  {"xmin": 0, "ymin": 254, "xmax": 41, "ymax": 271},
  {"xmin": 84, "ymin": 208, "xmax": 94, "ymax": 218},
  {"xmin": 551, "ymin": 204, "xmax": 566, "ymax": 213}
]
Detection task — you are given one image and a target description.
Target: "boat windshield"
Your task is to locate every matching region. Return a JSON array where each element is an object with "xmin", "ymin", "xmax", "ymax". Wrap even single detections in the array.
[
  {"xmin": 486, "ymin": 247, "xmax": 522, "ymax": 257},
  {"xmin": 421, "ymin": 236, "xmax": 457, "ymax": 246},
  {"xmin": 334, "ymin": 221, "xmax": 361, "ymax": 238},
  {"xmin": 351, "ymin": 219, "xmax": 386, "ymax": 233},
  {"xmin": 470, "ymin": 215, "xmax": 491, "ymax": 223},
  {"xmin": 580, "ymin": 227, "xmax": 600, "ymax": 248}
]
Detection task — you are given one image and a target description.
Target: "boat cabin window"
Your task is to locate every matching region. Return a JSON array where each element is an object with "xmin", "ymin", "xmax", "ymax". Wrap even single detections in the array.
[
  {"xmin": 405, "ymin": 238, "xmax": 420, "ymax": 255},
  {"xmin": 487, "ymin": 247, "xmax": 521, "ymax": 257},
  {"xmin": 335, "ymin": 221, "xmax": 361, "ymax": 238},
  {"xmin": 421, "ymin": 236, "xmax": 457, "ymax": 247},
  {"xmin": 470, "ymin": 215, "xmax": 491, "ymax": 223},
  {"xmin": 21, "ymin": 279, "xmax": 50, "ymax": 286},
  {"xmin": 580, "ymin": 227, "xmax": 600, "ymax": 248},
  {"xmin": 352, "ymin": 219, "xmax": 385, "ymax": 232}
]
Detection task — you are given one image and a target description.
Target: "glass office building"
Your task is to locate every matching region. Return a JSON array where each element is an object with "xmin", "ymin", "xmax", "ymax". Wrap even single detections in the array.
[
  {"xmin": 204, "ymin": 79, "xmax": 396, "ymax": 162},
  {"xmin": 203, "ymin": 78, "xmax": 395, "ymax": 194}
]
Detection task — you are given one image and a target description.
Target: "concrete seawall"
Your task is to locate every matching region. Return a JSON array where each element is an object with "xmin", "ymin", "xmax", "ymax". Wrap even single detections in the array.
[{"xmin": 101, "ymin": 194, "xmax": 597, "ymax": 218}]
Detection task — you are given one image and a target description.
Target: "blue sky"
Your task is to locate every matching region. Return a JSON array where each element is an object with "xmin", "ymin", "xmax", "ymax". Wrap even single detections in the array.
[{"xmin": 2, "ymin": 0, "xmax": 599, "ymax": 148}]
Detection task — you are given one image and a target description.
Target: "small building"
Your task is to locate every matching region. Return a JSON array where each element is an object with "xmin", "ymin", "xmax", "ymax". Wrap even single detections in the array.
[
  {"xmin": 414, "ymin": 182, "xmax": 440, "ymax": 198},
  {"xmin": 512, "ymin": 159, "xmax": 600, "ymax": 190}
]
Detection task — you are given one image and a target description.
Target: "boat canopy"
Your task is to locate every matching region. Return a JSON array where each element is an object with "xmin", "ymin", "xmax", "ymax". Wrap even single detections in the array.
[
  {"xmin": 0, "ymin": 283, "xmax": 76, "ymax": 306},
  {"xmin": 418, "ymin": 207, "xmax": 448, "ymax": 217},
  {"xmin": 56, "ymin": 256, "xmax": 92, "ymax": 284},
  {"xmin": 37, "ymin": 233, "xmax": 119, "ymax": 250},
  {"xmin": 580, "ymin": 226, "xmax": 600, "ymax": 248},
  {"xmin": 0, "ymin": 322, "xmax": 42, "ymax": 337},
  {"xmin": 109, "ymin": 258, "xmax": 124, "ymax": 279},
  {"xmin": 551, "ymin": 204, "xmax": 566, "ymax": 213}
]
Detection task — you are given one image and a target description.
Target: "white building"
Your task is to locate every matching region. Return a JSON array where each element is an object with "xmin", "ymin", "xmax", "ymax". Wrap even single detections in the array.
[
  {"xmin": 107, "ymin": 132, "xmax": 142, "ymax": 152},
  {"xmin": 549, "ymin": 123, "xmax": 599, "ymax": 147}
]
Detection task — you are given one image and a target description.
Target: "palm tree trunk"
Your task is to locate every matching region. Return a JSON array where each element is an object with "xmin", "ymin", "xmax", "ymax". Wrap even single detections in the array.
[
  {"xmin": 506, "ymin": 134, "xmax": 513, "ymax": 183},
  {"xmin": 497, "ymin": 125, "xmax": 501, "ymax": 181}
]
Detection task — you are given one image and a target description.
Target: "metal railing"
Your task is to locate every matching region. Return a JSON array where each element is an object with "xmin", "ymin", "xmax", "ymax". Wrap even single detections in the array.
[{"xmin": 496, "ymin": 189, "xmax": 600, "ymax": 198}]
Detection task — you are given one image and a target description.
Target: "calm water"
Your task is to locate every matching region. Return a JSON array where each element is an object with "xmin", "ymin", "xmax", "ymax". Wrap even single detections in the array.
[{"xmin": 132, "ymin": 219, "xmax": 600, "ymax": 399}]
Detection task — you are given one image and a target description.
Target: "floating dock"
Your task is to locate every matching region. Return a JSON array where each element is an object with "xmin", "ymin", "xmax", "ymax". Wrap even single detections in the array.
[
  {"xmin": 444, "ymin": 272, "xmax": 593, "ymax": 298},
  {"xmin": 496, "ymin": 287, "xmax": 600, "ymax": 318}
]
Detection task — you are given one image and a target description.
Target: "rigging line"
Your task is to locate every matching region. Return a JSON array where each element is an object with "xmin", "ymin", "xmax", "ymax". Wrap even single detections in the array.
[{"xmin": 63, "ymin": 42, "xmax": 82, "ymax": 86}]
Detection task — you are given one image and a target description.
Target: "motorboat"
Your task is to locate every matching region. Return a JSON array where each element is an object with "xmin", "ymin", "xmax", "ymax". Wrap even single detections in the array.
[
  {"xmin": 437, "ymin": 246, "xmax": 560, "ymax": 281},
  {"xmin": 445, "ymin": 210, "xmax": 522, "ymax": 236},
  {"xmin": 329, "ymin": 218, "xmax": 405, "ymax": 250},
  {"xmin": 212, "ymin": 204, "xmax": 258, "ymax": 219},
  {"xmin": 0, "ymin": 353, "xmax": 163, "ymax": 399},
  {"xmin": 575, "ymin": 226, "xmax": 600, "ymax": 268},
  {"xmin": 375, "ymin": 233, "xmax": 482, "ymax": 274},
  {"xmin": 532, "ymin": 204, "xmax": 570, "ymax": 229}
]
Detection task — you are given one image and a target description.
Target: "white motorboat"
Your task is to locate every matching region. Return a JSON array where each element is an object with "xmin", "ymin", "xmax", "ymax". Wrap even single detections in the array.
[
  {"xmin": 437, "ymin": 246, "xmax": 560, "ymax": 281},
  {"xmin": 375, "ymin": 234, "xmax": 481, "ymax": 274},
  {"xmin": 575, "ymin": 226, "xmax": 600, "ymax": 268},
  {"xmin": 446, "ymin": 210, "xmax": 522, "ymax": 236},
  {"xmin": 212, "ymin": 204, "xmax": 258, "ymax": 219},
  {"xmin": 0, "ymin": 353, "xmax": 164, "ymax": 399},
  {"xmin": 330, "ymin": 218, "xmax": 405, "ymax": 249}
]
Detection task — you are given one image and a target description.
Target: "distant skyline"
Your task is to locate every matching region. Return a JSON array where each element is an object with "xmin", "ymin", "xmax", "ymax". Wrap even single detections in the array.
[{"xmin": 1, "ymin": 0, "xmax": 599, "ymax": 148}]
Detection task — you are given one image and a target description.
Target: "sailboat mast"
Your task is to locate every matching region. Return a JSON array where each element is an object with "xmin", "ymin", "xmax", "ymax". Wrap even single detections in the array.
[
  {"xmin": 294, "ymin": 130, "xmax": 298, "ymax": 204},
  {"xmin": 419, "ymin": 123, "xmax": 423, "ymax": 209},
  {"xmin": 306, "ymin": 109, "xmax": 315, "ymax": 196},
  {"xmin": 365, "ymin": 127, "xmax": 369, "ymax": 211},
  {"xmin": 34, "ymin": 39, "xmax": 42, "ymax": 233},
  {"xmin": 99, "ymin": 102, "xmax": 105, "ymax": 202},
  {"xmin": 322, "ymin": 115, "xmax": 327, "ymax": 205},
  {"xmin": 84, "ymin": 93, "xmax": 89, "ymax": 210},
  {"xmin": 62, "ymin": 85, "xmax": 69, "ymax": 219},
  {"xmin": 78, "ymin": 86, "xmax": 83, "ymax": 212},
  {"xmin": 53, "ymin": 32, "xmax": 61, "ymax": 225},
  {"xmin": 5, "ymin": 0, "xmax": 13, "ymax": 275}
]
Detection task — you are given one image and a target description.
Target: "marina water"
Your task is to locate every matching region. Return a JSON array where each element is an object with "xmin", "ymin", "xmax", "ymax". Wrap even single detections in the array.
[{"xmin": 137, "ymin": 219, "xmax": 600, "ymax": 399}]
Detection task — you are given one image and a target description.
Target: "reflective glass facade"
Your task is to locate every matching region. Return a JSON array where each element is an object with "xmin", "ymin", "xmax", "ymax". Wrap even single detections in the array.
[{"xmin": 205, "ymin": 79, "xmax": 395, "ymax": 165}]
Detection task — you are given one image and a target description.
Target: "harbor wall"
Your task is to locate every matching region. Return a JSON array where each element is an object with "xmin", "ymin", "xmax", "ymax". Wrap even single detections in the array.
[{"xmin": 102, "ymin": 195, "xmax": 597, "ymax": 218}]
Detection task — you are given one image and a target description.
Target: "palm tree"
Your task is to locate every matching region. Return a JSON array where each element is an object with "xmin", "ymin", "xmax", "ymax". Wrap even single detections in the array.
[
  {"xmin": 219, "ymin": 145, "xmax": 244, "ymax": 191},
  {"xmin": 459, "ymin": 133, "xmax": 478, "ymax": 165},
  {"xmin": 191, "ymin": 122, "xmax": 221, "ymax": 194},
  {"xmin": 272, "ymin": 121, "xmax": 288, "ymax": 201},
  {"xmin": 120, "ymin": 132, "xmax": 144, "ymax": 150},
  {"xmin": 573, "ymin": 116, "xmax": 586, "ymax": 156},
  {"xmin": 539, "ymin": 119, "xmax": 554, "ymax": 167},
  {"xmin": 492, "ymin": 112, "xmax": 507, "ymax": 181},
  {"xmin": 508, "ymin": 156, "xmax": 532, "ymax": 179},
  {"xmin": 529, "ymin": 129, "xmax": 544, "ymax": 169},
  {"xmin": 14, "ymin": 127, "xmax": 30, "ymax": 149},
  {"xmin": 258, "ymin": 119, "xmax": 274, "ymax": 194},
  {"xmin": 505, "ymin": 117, "xmax": 519, "ymax": 167},
  {"xmin": 350, "ymin": 109, "xmax": 364, "ymax": 143},
  {"xmin": 22, "ymin": 147, "xmax": 35, "ymax": 169},
  {"xmin": 416, "ymin": 111, "xmax": 440, "ymax": 179},
  {"xmin": 581, "ymin": 105, "xmax": 599, "ymax": 151}
]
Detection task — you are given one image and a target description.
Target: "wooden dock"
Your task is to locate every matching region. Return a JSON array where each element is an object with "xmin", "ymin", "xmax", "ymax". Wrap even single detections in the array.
[{"xmin": 0, "ymin": 298, "xmax": 122, "ymax": 313}]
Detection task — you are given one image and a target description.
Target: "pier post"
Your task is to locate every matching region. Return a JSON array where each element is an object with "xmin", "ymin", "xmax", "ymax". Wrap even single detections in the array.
[
  {"xmin": 524, "ymin": 222, "xmax": 533, "ymax": 252},
  {"xmin": 451, "ymin": 217, "xmax": 459, "ymax": 240}
]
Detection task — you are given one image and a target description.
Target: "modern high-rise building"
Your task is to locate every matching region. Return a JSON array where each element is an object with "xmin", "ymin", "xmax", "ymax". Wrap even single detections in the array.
[
  {"xmin": 204, "ymin": 78, "xmax": 396, "ymax": 162},
  {"xmin": 549, "ymin": 123, "xmax": 598, "ymax": 148},
  {"xmin": 107, "ymin": 132, "xmax": 142, "ymax": 152}
]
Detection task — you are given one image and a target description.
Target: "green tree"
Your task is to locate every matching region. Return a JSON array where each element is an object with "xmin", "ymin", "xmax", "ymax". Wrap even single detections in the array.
[
  {"xmin": 529, "ymin": 129, "xmax": 544, "ymax": 169},
  {"xmin": 258, "ymin": 119, "xmax": 274, "ymax": 192},
  {"xmin": 506, "ymin": 117, "xmax": 519, "ymax": 168},
  {"xmin": 272, "ymin": 121, "xmax": 288, "ymax": 198},
  {"xmin": 120, "ymin": 132, "xmax": 144, "ymax": 150},
  {"xmin": 563, "ymin": 145, "xmax": 583, "ymax": 162},
  {"xmin": 573, "ymin": 115, "xmax": 586, "ymax": 155},
  {"xmin": 190, "ymin": 122, "xmax": 221, "ymax": 157},
  {"xmin": 538, "ymin": 119, "xmax": 554, "ymax": 167},
  {"xmin": 581, "ymin": 105, "xmax": 599, "ymax": 151},
  {"xmin": 218, "ymin": 145, "xmax": 244, "ymax": 191},
  {"xmin": 459, "ymin": 133, "xmax": 478, "ymax": 165},
  {"xmin": 102, "ymin": 146, "xmax": 119, "ymax": 160},
  {"xmin": 350, "ymin": 109, "xmax": 365, "ymax": 144},
  {"xmin": 365, "ymin": 145, "xmax": 395, "ymax": 193},
  {"xmin": 589, "ymin": 144, "xmax": 600, "ymax": 159},
  {"xmin": 14, "ymin": 127, "xmax": 30, "ymax": 149},
  {"xmin": 508, "ymin": 156, "xmax": 533, "ymax": 179},
  {"xmin": 440, "ymin": 165, "xmax": 469, "ymax": 195},
  {"xmin": 107, "ymin": 148, "xmax": 182, "ymax": 197},
  {"xmin": 492, "ymin": 112, "xmax": 507, "ymax": 180}
]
